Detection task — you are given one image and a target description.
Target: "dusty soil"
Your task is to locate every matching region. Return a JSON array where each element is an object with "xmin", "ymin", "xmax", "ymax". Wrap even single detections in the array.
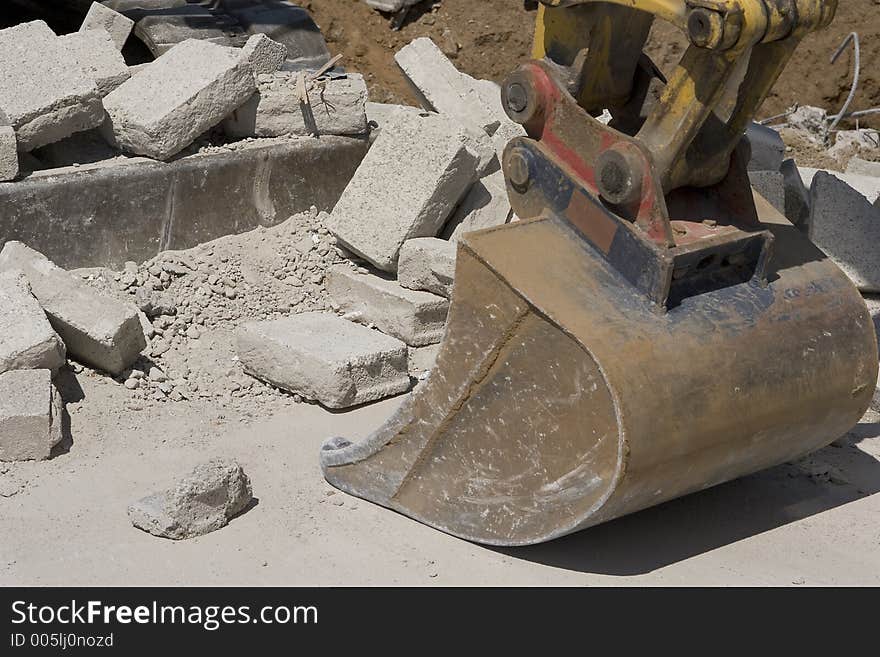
[
  {"xmin": 306, "ymin": 0, "xmax": 880, "ymax": 129},
  {"xmin": 2, "ymin": 371, "xmax": 879, "ymax": 586}
]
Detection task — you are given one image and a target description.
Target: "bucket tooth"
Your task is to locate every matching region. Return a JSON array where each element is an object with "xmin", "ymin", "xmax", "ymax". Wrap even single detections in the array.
[{"xmin": 321, "ymin": 214, "xmax": 878, "ymax": 546}]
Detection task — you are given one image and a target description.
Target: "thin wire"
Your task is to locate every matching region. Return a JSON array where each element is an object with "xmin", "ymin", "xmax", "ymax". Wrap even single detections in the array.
[{"xmin": 828, "ymin": 33, "xmax": 860, "ymax": 134}]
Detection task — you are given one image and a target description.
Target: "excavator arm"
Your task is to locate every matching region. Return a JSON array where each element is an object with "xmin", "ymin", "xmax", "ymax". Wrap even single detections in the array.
[{"xmin": 320, "ymin": 0, "xmax": 877, "ymax": 546}]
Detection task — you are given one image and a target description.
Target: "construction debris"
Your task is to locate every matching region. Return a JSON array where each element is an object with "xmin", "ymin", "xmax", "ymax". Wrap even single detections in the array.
[
  {"xmin": 238, "ymin": 33, "xmax": 288, "ymax": 76},
  {"xmin": 60, "ymin": 29, "xmax": 131, "ymax": 97},
  {"xmin": 442, "ymin": 168, "xmax": 512, "ymax": 240},
  {"xmin": 0, "ymin": 272, "xmax": 66, "ymax": 376},
  {"xmin": 102, "ymin": 38, "xmax": 257, "ymax": 160},
  {"xmin": 223, "ymin": 72, "xmax": 368, "ymax": 138},
  {"xmin": 365, "ymin": 0, "xmax": 422, "ymax": 12},
  {"xmin": 0, "ymin": 123, "xmax": 17, "ymax": 182},
  {"xmin": 395, "ymin": 37, "xmax": 500, "ymax": 135},
  {"xmin": 398, "ymin": 237, "xmax": 457, "ymax": 299},
  {"xmin": 745, "ymin": 123, "xmax": 785, "ymax": 172},
  {"xmin": 128, "ymin": 458, "xmax": 253, "ymax": 540},
  {"xmin": 805, "ymin": 171, "xmax": 880, "ymax": 292},
  {"xmin": 79, "ymin": 2, "xmax": 134, "ymax": 51},
  {"xmin": 0, "ymin": 369, "xmax": 63, "ymax": 462},
  {"xmin": 329, "ymin": 110, "xmax": 477, "ymax": 271},
  {"xmin": 327, "ymin": 265, "xmax": 449, "ymax": 347},
  {"xmin": 0, "ymin": 242, "xmax": 146, "ymax": 375},
  {"xmin": 0, "ymin": 21, "xmax": 104, "ymax": 151},
  {"xmin": 236, "ymin": 312, "xmax": 410, "ymax": 409}
]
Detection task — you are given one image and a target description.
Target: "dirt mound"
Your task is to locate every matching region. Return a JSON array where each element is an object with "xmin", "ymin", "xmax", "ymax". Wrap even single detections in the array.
[{"xmin": 306, "ymin": 0, "xmax": 879, "ymax": 130}]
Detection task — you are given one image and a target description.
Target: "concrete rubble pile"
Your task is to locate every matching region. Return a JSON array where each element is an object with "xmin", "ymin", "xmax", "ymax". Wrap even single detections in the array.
[
  {"xmin": 0, "ymin": 3, "xmax": 368, "ymax": 182},
  {"xmin": 235, "ymin": 37, "xmax": 521, "ymax": 408}
]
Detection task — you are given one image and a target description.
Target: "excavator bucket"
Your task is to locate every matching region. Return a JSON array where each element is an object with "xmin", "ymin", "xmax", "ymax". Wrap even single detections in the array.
[
  {"xmin": 322, "ymin": 0, "xmax": 877, "ymax": 546},
  {"xmin": 321, "ymin": 201, "xmax": 877, "ymax": 546}
]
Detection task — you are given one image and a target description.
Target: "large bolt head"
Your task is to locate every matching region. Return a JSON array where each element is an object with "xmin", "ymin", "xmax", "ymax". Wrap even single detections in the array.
[
  {"xmin": 596, "ymin": 146, "xmax": 644, "ymax": 206},
  {"xmin": 504, "ymin": 146, "xmax": 534, "ymax": 192},
  {"xmin": 506, "ymin": 82, "xmax": 529, "ymax": 114}
]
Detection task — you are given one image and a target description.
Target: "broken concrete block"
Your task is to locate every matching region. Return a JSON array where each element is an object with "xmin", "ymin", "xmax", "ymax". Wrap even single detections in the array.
[
  {"xmin": 366, "ymin": 102, "xmax": 494, "ymax": 175},
  {"xmin": 365, "ymin": 101, "xmax": 422, "ymax": 128},
  {"xmin": 224, "ymin": 72, "xmax": 368, "ymax": 138},
  {"xmin": 398, "ymin": 237, "xmax": 457, "ymax": 299},
  {"xmin": 829, "ymin": 129, "xmax": 880, "ymax": 162},
  {"xmin": 408, "ymin": 343, "xmax": 440, "ymax": 378},
  {"xmin": 745, "ymin": 123, "xmax": 784, "ymax": 172},
  {"xmin": 395, "ymin": 38, "xmax": 499, "ymax": 134},
  {"xmin": 80, "ymin": 2, "xmax": 134, "ymax": 50},
  {"xmin": 0, "ymin": 369, "xmax": 63, "ymax": 462},
  {"xmin": 788, "ymin": 105, "xmax": 827, "ymax": 142},
  {"xmin": 0, "ymin": 21, "xmax": 103, "ymax": 151},
  {"xmin": 748, "ymin": 170, "xmax": 785, "ymax": 215},
  {"xmin": 847, "ymin": 158, "xmax": 880, "ymax": 178},
  {"xmin": 327, "ymin": 266, "xmax": 449, "ymax": 346},
  {"xmin": 800, "ymin": 167, "xmax": 880, "ymax": 204},
  {"xmin": 0, "ymin": 272, "xmax": 66, "ymax": 376},
  {"xmin": 0, "ymin": 242, "xmax": 146, "ymax": 375},
  {"xmin": 102, "ymin": 38, "xmax": 256, "ymax": 160},
  {"xmin": 236, "ymin": 312, "xmax": 410, "ymax": 408},
  {"xmin": 239, "ymin": 33, "xmax": 287, "ymax": 75},
  {"xmin": 443, "ymin": 168, "xmax": 512, "ymax": 241},
  {"xmin": 472, "ymin": 77, "xmax": 526, "ymax": 155},
  {"xmin": 329, "ymin": 111, "xmax": 477, "ymax": 272},
  {"xmin": 808, "ymin": 172, "xmax": 880, "ymax": 293},
  {"xmin": 60, "ymin": 30, "xmax": 131, "ymax": 97},
  {"xmin": 128, "ymin": 458, "xmax": 253, "ymax": 540},
  {"xmin": 365, "ymin": 0, "xmax": 422, "ymax": 13},
  {"xmin": 227, "ymin": 1, "xmax": 331, "ymax": 70},
  {"xmin": 0, "ymin": 124, "xmax": 17, "ymax": 182}
]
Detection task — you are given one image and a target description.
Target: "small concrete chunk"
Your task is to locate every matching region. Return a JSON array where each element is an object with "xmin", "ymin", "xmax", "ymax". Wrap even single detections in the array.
[
  {"xmin": 224, "ymin": 72, "xmax": 368, "ymax": 138},
  {"xmin": 0, "ymin": 21, "xmax": 104, "ymax": 151},
  {"xmin": 398, "ymin": 237, "xmax": 457, "ymax": 298},
  {"xmin": 236, "ymin": 312, "xmax": 410, "ymax": 408},
  {"xmin": 0, "ymin": 272, "xmax": 66, "ymax": 376},
  {"xmin": 829, "ymin": 129, "xmax": 880, "ymax": 162},
  {"xmin": 102, "ymin": 38, "xmax": 257, "ymax": 160},
  {"xmin": 0, "ymin": 242, "xmax": 146, "ymax": 375},
  {"xmin": 365, "ymin": 0, "xmax": 422, "ymax": 13},
  {"xmin": 748, "ymin": 170, "xmax": 785, "ymax": 215},
  {"xmin": 80, "ymin": 2, "xmax": 134, "ymax": 50},
  {"xmin": 128, "ymin": 458, "xmax": 253, "ymax": 540},
  {"xmin": 0, "ymin": 125, "xmax": 17, "ymax": 182},
  {"xmin": 395, "ymin": 38, "xmax": 498, "ymax": 133},
  {"xmin": 327, "ymin": 266, "xmax": 449, "ymax": 346},
  {"xmin": 745, "ymin": 122, "xmax": 784, "ymax": 172},
  {"xmin": 329, "ymin": 110, "xmax": 477, "ymax": 272},
  {"xmin": 60, "ymin": 30, "xmax": 131, "ymax": 97},
  {"xmin": 808, "ymin": 172, "xmax": 880, "ymax": 292},
  {"xmin": 443, "ymin": 168, "xmax": 512, "ymax": 241},
  {"xmin": 239, "ymin": 33, "xmax": 287, "ymax": 75},
  {"xmin": 0, "ymin": 369, "xmax": 63, "ymax": 462}
]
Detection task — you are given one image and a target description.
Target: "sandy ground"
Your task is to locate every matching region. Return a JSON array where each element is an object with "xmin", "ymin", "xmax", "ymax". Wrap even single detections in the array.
[{"xmin": 2, "ymin": 365, "xmax": 878, "ymax": 587}]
